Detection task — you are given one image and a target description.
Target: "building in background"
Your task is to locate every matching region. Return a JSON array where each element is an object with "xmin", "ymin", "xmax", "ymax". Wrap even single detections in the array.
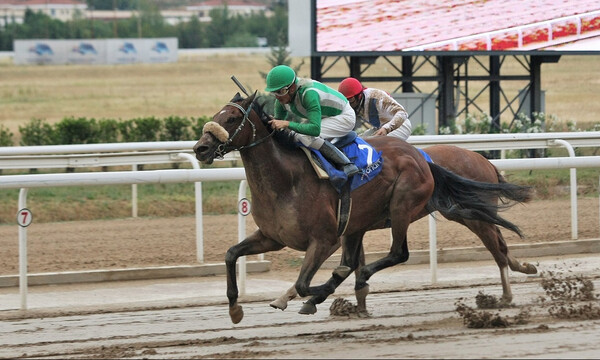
[
  {"xmin": 187, "ymin": 0, "xmax": 267, "ymax": 19},
  {"xmin": 0, "ymin": 0, "xmax": 271, "ymax": 26},
  {"xmin": 0, "ymin": 0, "xmax": 86, "ymax": 25}
]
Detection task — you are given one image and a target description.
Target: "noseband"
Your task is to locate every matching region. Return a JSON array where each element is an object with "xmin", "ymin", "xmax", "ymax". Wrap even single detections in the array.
[{"xmin": 207, "ymin": 99, "xmax": 274, "ymax": 159}]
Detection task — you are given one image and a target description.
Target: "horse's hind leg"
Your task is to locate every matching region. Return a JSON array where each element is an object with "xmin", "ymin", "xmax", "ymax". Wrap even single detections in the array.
[
  {"xmin": 356, "ymin": 232, "xmax": 410, "ymax": 290},
  {"xmin": 352, "ymin": 244, "xmax": 368, "ymax": 315},
  {"xmin": 353, "ymin": 183, "xmax": 427, "ymax": 311},
  {"xmin": 270, "ymin": 285, "xmax": 297, "ymax": 311}
]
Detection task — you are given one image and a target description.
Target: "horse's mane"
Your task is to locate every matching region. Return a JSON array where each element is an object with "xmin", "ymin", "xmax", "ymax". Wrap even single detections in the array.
[{"xmin": 252, "ymin": 94, "xmax": 298, "ymax": 150}]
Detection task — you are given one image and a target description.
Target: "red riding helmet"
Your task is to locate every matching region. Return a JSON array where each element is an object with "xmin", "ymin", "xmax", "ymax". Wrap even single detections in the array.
[{"xmin": 338, "ymin": 77, "xmax": 365, "ymax": 99}]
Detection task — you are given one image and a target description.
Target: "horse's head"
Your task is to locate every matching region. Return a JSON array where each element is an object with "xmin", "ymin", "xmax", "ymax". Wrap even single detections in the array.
[{"xmin": 193, "ymin": 91, "xmax": 272, "ymax": 164}]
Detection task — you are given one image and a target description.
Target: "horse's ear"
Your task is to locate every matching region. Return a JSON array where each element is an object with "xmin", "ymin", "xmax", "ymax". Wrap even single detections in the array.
[
  {"xmin": 242, "ymin": 91, "xmax": 257, "ymax": 107},
  {"xmin": 230, "ymin": 92, "xmax": 243, "ymax": 102}
]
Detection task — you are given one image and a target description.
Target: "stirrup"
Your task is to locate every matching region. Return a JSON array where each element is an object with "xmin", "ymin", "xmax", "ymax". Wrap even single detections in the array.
[{"xmin": 343, "ymin": 163, "xmax": 359, "ymax": 177}]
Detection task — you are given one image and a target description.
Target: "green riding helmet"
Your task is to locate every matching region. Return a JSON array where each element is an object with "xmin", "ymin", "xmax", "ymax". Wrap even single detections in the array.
[{"xmin": 265, "ymin": 65, "xmax": 296, "ymax": 92}]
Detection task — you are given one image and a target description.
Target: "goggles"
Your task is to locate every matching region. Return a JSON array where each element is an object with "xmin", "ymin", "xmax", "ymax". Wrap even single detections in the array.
[{"xmin": 271, "ymin": 79, "xmax": 295, "ymax": 97}]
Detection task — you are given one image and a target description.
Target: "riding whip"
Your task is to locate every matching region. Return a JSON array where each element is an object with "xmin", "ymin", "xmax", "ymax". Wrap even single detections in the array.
[{"xmin": 231, "ymin": 75, "xmax": 250, "ymax": 97}]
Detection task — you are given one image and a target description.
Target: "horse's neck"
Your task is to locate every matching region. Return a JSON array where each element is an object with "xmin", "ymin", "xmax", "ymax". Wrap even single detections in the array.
[{"xmin": 240, "ymin": 138, "xmax": 306, "ymax": 192}]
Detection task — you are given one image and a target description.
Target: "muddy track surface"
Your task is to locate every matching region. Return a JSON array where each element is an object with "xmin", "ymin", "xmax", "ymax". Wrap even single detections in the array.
[
  {"xmin": 2, "ymin": 279, "xmax": 600, "ymax": 359},
  {"xmin": 1, "ymin": 198, "xmax": 600, "ymax": 358}
]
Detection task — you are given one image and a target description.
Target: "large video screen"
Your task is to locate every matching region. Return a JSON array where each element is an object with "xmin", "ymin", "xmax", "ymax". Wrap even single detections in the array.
[{"xmin": 313, "ymin": 0, "xmax": 600, "ymax": 55}]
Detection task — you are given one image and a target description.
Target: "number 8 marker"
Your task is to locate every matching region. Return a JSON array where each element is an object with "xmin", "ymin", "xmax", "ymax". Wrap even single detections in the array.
[{"xmin": 238, "ymin": 198, "xmax": 251, "ymax": 216}]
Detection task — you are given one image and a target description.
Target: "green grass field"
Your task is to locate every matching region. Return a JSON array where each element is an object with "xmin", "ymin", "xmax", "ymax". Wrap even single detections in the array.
[
  {"xmin": 0, "ymin": 52, "xmax": 599, "ymax": 223},
  {"xmin": 2, "ymin": 53, "xmax": 600, "ymax": 135}
]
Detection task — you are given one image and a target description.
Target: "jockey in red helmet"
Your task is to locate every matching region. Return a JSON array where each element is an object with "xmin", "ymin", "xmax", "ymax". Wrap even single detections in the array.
[{"xmin": 338, "ymin": 77, "xmax": 412, "ymax": 140}]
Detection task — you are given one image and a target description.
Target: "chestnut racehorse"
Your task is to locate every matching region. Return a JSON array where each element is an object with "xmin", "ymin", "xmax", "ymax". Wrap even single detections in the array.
[{"xmin": 270, "ymin": 144, "xmax": 538, "ymax": 313}]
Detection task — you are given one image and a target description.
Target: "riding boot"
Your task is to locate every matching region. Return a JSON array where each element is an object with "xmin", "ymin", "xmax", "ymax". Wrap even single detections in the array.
[{"xmin": 319, "ymin": 140, "xmax": 359, "ymax": 177}]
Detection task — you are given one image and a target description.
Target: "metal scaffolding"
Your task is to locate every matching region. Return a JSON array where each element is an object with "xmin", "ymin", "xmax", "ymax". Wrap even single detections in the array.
[{"xmin": 310, "ymin": 54, "xmax": 561, "ymax": 132}]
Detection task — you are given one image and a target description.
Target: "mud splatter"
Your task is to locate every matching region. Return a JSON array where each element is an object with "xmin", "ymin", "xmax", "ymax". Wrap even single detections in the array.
[
  {"xmin": 474, "ymin": 290, "xmax": 514, "ymax": 309},
  {"xmin": 455, "ymin": 292, "xmax": 530, "ymax": 329},
  {"xmin": 329, "ymin": 297, "xmax": 371, "ymax": 318},
  {"xmin": 456, "ymin": 300, "xmax": 509, "ymax": 328},
  {"xmin": 330, "ymin": 298, "xmax": 357, "ymax": 316},
  {"xmin": 539, "ymin": 272, "xmax": 600, "ymax": 320}
]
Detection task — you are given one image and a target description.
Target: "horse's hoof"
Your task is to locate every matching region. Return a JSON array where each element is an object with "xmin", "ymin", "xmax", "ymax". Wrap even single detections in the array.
[
  {"xmin": 269, "ymin": 298, "xmax": 288, "ymax": 311},
  {"xmin": 357, "ymin": 310, "xmax": 371, "ymax": 318},
  {"xmin": 229, "ymin": 304, "xmax": 244, "ymax": 324},
  {"xmin": 499, "ymin": 297, "xmax": 513, "ymax": 308},
  {"xmin": 333, "ymin": 265, "xmax": 352, "ymax": 278},
  {"xmin": 299, "ymin": 302, "xmax": 317, "ymax": 315},
  {"xmin": 523, "ymin": 262, "xmax": 538, "ymax": 274}
]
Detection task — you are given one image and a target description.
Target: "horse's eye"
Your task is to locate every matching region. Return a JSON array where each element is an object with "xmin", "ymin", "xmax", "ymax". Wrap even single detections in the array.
[{"xmin": 226, "ymin": 116, "xmax": 237, "ymax": 124}]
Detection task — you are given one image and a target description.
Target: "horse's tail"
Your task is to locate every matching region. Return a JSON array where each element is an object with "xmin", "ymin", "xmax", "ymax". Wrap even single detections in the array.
[{"xmin": 426, "ymin": 162, "xmax": 533, "ymax": 238}]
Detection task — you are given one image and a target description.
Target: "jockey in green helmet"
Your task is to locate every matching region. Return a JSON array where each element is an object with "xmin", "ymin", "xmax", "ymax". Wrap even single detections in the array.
[{"xmin": 266, "ymin": 65, "xmax": 359, "ymax": 177}]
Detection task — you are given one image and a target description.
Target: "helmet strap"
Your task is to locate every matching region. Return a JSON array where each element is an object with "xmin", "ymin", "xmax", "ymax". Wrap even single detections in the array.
[
  {"xmin": 357, "ymin": 93, "xmax": 365, "ymax": 110},
  {"xmin": 288, "ymin": 82, "xmax": 298, "ymax": 99}
]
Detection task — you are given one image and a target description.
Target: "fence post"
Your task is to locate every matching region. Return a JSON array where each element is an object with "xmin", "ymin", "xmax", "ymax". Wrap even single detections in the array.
[
  {"xmin": 549, "ymin": 139, "xmax": 578, "ymax": 240},
  {"xmin": 175, "ymin": 153, "xmax": 204, "ymax": 263},
  {"xmin": 429, "ymin": 213, "xmax": 437, "ymax": 284},
  {"xmin": 131, "ymin": 164, "xmax": 138, "ymax": 218},
  {"xmin": 238, "ymin": 180, "xmax": 248, "ymax": 296},
  {"xmin": 18, "ymin": 188, "xmax": 29, "ymax": 310}
]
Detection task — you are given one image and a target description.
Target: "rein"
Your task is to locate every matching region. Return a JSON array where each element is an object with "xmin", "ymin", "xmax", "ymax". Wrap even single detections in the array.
[{"xmin": 212, "ymin": 99, "xmax": 275, "ymax": 159}]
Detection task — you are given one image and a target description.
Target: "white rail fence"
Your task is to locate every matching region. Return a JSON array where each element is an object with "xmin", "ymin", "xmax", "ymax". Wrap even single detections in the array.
[{"xmin": 1, "ymin": 132, "xmax": 600, "ymax": 310}]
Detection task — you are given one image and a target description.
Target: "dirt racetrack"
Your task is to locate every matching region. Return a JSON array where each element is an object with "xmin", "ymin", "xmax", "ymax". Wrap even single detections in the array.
[
  {"xmin": 1, "ymin": 197, "xmax": 599, "ymax": 276},
  {"xmin": 2, "ymin": 197, "xmax": 600, "ymax": 359},
  {"xmin": 2, "ymin": 260, "xmax": 600, "ymax": 359}
]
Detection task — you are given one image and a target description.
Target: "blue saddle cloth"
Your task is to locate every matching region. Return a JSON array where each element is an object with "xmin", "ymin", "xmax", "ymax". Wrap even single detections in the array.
[
  {"xmin": 308, "ymin": 137, "xmax": 383, "ymax": 193},
  {"xmin": 418, "ymin": 148, "xmax": 433, "ymax": 163}
]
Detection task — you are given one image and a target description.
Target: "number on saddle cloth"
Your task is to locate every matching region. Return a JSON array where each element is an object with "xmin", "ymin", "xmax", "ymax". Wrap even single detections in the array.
[{"xmin": 309, "ymin": 136, "xmax": 383, "ymax": 194}]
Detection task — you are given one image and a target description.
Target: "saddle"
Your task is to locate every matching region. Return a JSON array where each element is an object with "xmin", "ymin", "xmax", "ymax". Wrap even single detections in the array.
[
  {"xmin": 301, "ymin": 132, "xmax": 382, "ymax": 191},
  {"xmin": 301, "ymin": 133, "xmax": 384, "ymax": 236},
  {"xmin": 300, "ymin": 132, "xmax": 359, "ymax": 179}
]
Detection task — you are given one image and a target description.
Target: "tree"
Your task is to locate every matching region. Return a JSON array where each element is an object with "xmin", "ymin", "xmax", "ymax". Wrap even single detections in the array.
[
  {"xmin": 0, "ymin": 1, "xmax": 290, "ymax": 50},
  {"xmin": 205, "ymin": 7, "xmax": 243, "ymax": 48},
  {"xmin": 224, "ymin": 32, "xmax": 257, "ymax": 47},
  {"xmin": 259, "ymin": 31, "xmax": 304, "ymax": 80},
  {"xmin": 177, "ymin": 16, "xmax": 207, "ymax": 48}
]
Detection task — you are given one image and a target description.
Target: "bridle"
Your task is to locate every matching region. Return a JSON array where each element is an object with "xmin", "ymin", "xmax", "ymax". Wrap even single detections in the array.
[{"xmin": 213, "ymin": 99, "xmax": 275, "ymax": 159}]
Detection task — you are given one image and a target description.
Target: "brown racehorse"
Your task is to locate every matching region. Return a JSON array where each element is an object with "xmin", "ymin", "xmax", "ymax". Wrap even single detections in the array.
[
  {"xmin": 269, "ymin": 144, "xmax": 538, "ymax": 314},
  {"xmin": 193, "ymin": 92, "xmax": 533, "ymax": 323}
]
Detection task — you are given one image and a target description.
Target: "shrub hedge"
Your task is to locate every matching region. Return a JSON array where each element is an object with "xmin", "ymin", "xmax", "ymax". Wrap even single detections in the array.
[
  {"xmin": 6, "ymin": 111, "xmax": 600, "ymax": 149},
  {"xmin": 11, "ymin": 115, "xmax": 212, "ymax": 146}
]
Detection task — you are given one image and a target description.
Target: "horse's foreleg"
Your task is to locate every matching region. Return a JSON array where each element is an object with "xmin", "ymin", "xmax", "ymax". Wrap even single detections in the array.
[
  {"xmin": 225, "ymin": 230, "xmax": 284, "ymax": 324},
  {"xmin": 461, "ymin": 221, "xmax": 512, "ymax": 304},
  {"xmin": 466, "ymin": 224, "xmax": 537, "ymax": 306},
  {"xmin": 497, "ymin": 226, "xmax": 537, "ymax": 276},
  {"xmin": 466, "ymin": 222, "xmax": 537, "ymax": 304}
]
